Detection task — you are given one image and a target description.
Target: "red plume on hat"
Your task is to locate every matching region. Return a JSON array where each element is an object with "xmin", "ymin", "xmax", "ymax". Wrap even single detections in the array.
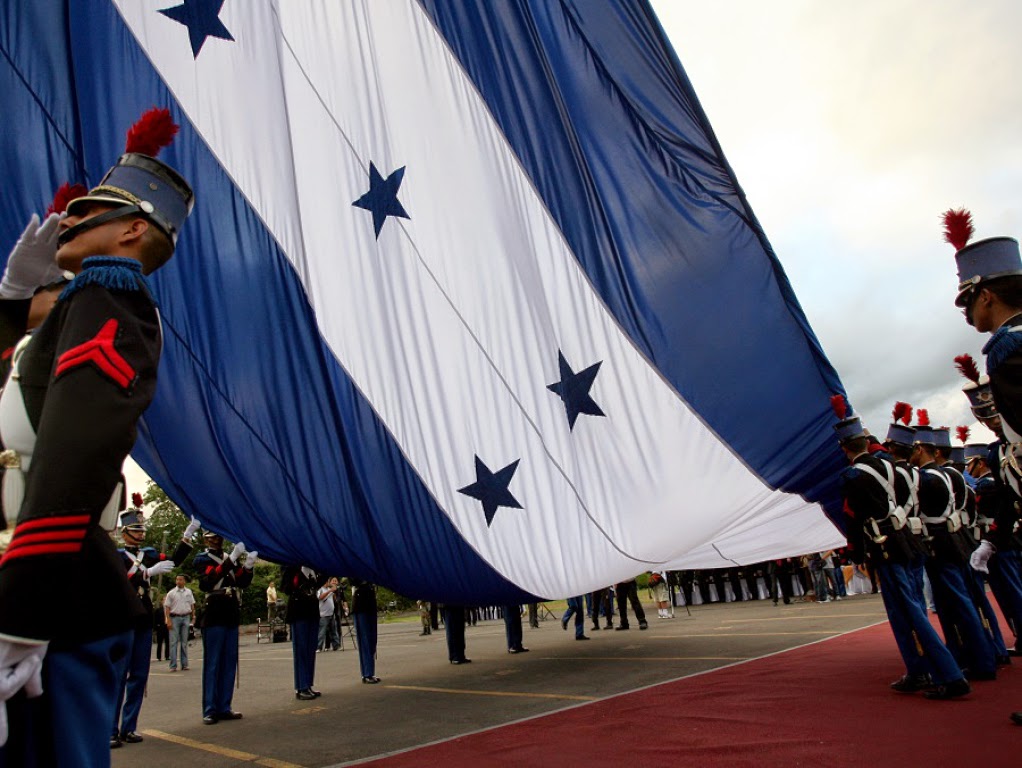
[
  {"xmin": 956, "ymin": 426, "xmax": 970, "ymax": 444},
  {"xmin": 892, "ymin": 401, "xmax": 913, "ymax": 426},
  {"xmin": 830, "ymin": 394, "xmax": 848, "ymax": 420},
  {"xmin": 131, "ymin": 492, "xmax": 144, "ymax": 508},
  {"xmin": 46, "ymin": 182, "xmax": 88, "ymax": 216},
  {"xmin": 954, "ymin": 353, "xmax": 981, "ymax": 384},
  {"xmin": 916, "ymin": 409, "xmax": 930, "ymax": 427},
  {"xmin": 943, "ymin": 208, "xmax": 974, "ymax": 251},
  {"xmin": 125, "ymin": 108, "xmax": 179, "ymax": 157}
]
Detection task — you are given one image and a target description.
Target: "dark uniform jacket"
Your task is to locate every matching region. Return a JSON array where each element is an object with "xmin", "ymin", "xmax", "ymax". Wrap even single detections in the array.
[
  {"xmin": 986, "ymin": 312, "xmax": 1022, "ymax": 439},
  {"xmin": 195, "ymin": 548, "xmax": 254, "ymax": 627},
  {"xmin": 349, "ymin": 577, "xmax": 377, "ymax": 615},
  {"xmin": 281, "ymin": 565, "xmax": 326, "ymax": 623},
  {"xmin": 977, "ymin": 446, "xmax": 1022, "ymax": 552},
  {"xmin": 918, "ymin": 461, "xmax": 971, "ymax": 565},
  {"xmin": 119, "ymin": 539, "xmax": 193, "ymax": 628},
  {"xmin": 0, "ymin": 259, "xmax": 161, "ymax": 645},
  {"xmin": 841, "ymin": 453, "xmax": 914, "ymax": 565},
  {"xmin": 891, "ymin": 459, "xmax": 929, "ymax": 558}
]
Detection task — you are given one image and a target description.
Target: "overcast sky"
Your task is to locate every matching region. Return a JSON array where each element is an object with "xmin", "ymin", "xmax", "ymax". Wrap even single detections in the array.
[{"xmin": 651, "ymin": 0, "xmax": 1022, "ymax": 444}]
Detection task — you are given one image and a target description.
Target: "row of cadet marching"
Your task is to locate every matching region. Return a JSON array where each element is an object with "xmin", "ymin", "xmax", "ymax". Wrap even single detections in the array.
[{"xmin": 828, "ymin": 209, "xmax": 1022, "ymax": 723}]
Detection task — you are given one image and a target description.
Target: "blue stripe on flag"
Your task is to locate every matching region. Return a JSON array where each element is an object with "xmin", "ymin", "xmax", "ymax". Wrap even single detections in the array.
[{"xmin": 418, "ymin": 0, "xmax": 847, "ymax": 519}]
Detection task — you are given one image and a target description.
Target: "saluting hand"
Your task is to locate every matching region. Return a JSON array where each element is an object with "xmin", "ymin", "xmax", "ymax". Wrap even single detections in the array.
[{"xmin": 0, "ymin": 213, "xmax": 66, "ymax": 299}]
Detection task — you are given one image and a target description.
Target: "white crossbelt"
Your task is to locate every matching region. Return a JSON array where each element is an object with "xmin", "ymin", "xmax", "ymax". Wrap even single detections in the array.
[
  {"xmin": 919, "ymin": 468, "xmax": 958, "ymax": 532},
  {"xmin": 0, "ymin": 333, "xmax": 122, "ymax": 531},
  {"xmin": 852, "ymin": 460, "xmax": 908, "ymax": 530}
]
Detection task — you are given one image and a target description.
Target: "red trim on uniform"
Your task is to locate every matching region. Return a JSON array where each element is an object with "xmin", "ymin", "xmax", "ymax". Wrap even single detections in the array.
[
  {"xmin": 205, "ymin": 565, "xmax": 215, "ymax": 575},
  {"xmin": 12, "ymin": 514, "xmax": 92, "ymax": 534},
  {"xmin": 55, "ymin": 318, "xmax": 135, "ymax": 389},
  {"xmin": 1, "ymin": 542, "xmax": 82, "ymax": 564},
  {"xmin": 1, "ymin": 347, "xmax": 12, "ymax": 361},
  {"xmin": 6, "ymin": 529, "xmax": 86, "ymax": 549}
]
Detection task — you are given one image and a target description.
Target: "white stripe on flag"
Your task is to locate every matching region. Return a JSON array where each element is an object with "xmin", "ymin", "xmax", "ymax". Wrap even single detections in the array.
[{"xmin": 115, "ymin": 0, "xmax": 836, "ymax": 595}]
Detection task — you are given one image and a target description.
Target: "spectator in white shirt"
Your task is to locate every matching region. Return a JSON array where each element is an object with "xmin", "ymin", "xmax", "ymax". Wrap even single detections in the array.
[{"xmin": 164, "ymin": 575, "xmax": 196, "ymax": 671}]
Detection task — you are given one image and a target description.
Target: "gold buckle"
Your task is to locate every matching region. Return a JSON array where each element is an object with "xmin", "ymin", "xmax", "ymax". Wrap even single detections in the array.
[{"xmin": 0, "ymin": 449, "xmax": 21, "ymax": 469}]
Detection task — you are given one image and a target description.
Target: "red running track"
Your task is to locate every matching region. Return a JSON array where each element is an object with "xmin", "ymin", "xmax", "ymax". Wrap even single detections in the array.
[{"xmin": 357, "ymin": 620, "xmax": 1021, "ymax": 768}]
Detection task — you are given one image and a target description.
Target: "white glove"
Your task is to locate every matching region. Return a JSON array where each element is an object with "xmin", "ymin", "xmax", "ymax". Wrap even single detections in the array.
[
  {"xmin": 970, "ymin": 540, "xmax": 996, "ymax": 574},
  {"xmin": 0, "ymin": 214, "xmax": 65, "ymax": 299},
  {"xmin": 0, "ymin": 639, "xmax": 48, "ymax": 747},
  {"xmin": 145, "ymin": 560, "xmax": 176, "ymax": 578},
  {"xmin": 244, "ymin": 550, "xmax": 258, "ymax": 569},
  {"xmin": 182, "ymin": 516, "xmax": 201, "ymax": 540},
  {"xmin": 229, "ymin": 541, "xmax": 246, "ymax": 563}
]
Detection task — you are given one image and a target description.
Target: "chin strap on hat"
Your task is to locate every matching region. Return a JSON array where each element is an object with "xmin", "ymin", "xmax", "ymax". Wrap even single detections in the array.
[{"xmin": 56, "ymin": 204, "xmax": 144, "ymax": 249}]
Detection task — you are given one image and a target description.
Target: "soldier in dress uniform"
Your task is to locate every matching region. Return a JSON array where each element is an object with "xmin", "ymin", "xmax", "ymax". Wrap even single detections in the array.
[
  {"xmin": 880, "ymin": 402, "xmax": 933, "ymax": 677},
  {"xmin": 831, "ymin": 395, "xmax": 969, "ymax": 699},
  {"xmin": 911, "ymin": 412, "xmax": 999, "ymax": 681},
  {"xmin": 194, "ymin": 531, "xmax": 256, "ymax": 725},
  {"xmin": 933, "ymin": 425, "xmax": 1010, "ymax": 664},
  {"xmin": 0, "ymin": 109, "xmax": 192, "ymax": 767},
  {"xmin": 944, "ymin": 210, "xmax": 1022, "ymax": 722},
  {"xmin": 111, "ymin": 496, "xmax": 200, "ymax": 748},
  {"xmin": 281, "ymin": 565, "xmax": 327, "ymax": 699},
  {"xmin": 965, "ymin": 438, "xmax": 1022, "ymax": 657}
]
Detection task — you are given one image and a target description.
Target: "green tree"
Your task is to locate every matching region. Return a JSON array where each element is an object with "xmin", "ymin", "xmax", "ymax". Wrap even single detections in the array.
[{"xmin": 141, "ymin": 480, "xmax": 188, "ymax": 552}]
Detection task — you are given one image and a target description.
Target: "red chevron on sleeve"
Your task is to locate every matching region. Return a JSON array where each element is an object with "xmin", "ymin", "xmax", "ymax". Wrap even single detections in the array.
[{"xmin": 55, "ymin": 318, "xmax": 136, "ymax": 389}]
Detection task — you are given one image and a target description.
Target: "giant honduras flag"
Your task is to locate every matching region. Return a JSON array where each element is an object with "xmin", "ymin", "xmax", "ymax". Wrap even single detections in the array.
[{"xmin": 1, "ymin": 1, "xmax": 846, "ymax": 603}]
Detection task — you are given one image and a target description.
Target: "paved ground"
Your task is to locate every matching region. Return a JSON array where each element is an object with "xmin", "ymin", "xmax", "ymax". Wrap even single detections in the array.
[{"xmin": 112, "ymin": 594, "xmax": 889, "ymax": 768}]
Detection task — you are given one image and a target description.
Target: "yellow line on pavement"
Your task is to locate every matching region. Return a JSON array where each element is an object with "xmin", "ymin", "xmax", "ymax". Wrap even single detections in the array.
[
  {"xmin": 140, "ymin": 729, "xmax": 305, "ymax": 768},
  {"xmin": 384, "ymin": 684, "xmax": 595, "ymax": 701}
]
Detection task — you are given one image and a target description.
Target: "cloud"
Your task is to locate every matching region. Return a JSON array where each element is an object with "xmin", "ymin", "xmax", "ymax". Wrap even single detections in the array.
[{"xmin": 651, "ymin": 1, "xmax": 1022, "ymax": 448}]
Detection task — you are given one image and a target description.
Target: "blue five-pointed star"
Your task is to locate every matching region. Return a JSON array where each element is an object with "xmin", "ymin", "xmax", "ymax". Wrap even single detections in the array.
[
  {"xmin": 159, "ymin": 0, "xmax": 235, "ymax": 58},
  {"xmin": 458, "ymin": 457, "xmax": 523, "ymax": 527},
  {"xmin": 547, "ymin": 351, "xmax": 605, "ymax": 430},
  {"xmin": 352, "ymin": 163, "xmax": 410, "ymax": 238}
]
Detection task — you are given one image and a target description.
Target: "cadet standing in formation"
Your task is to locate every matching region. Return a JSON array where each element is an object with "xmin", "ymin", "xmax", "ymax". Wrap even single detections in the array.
[
  {"xmin": 957, "ymin": 359, "xmax": 1022, "ymax": 658},
  {"xmin": 831, "ymin": 397, "xmax": 969, "ymax": 699},
  {"xmin": 944, "ymin": 209, "xmax": 1022, "ymax": 723},
  {"xmin": 0, "ymin": 107, "xmax": 193, "ymax": 766},
  {"xmin": 111, "ymin": 496, "xmax": 200, "ymax": 748},
  {"xmin": 282, "ymin": 564, "xmax": 327, "ymax": 699},
  {"xmin": 195, "ymin": 531, "xmax": 256, "ymax": 725}
]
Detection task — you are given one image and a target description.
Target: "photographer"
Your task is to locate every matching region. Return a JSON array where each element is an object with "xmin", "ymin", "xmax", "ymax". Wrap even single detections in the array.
[{"xmin": 317, "ymin": 578, "xmax": 341, "ymax": 651}]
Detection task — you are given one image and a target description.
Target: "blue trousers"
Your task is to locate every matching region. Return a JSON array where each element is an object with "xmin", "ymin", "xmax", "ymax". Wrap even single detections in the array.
[
  {"xmin": 503, "ymin": 604, "xmax": 523, "ymax": 650},
  {"xmin": 880, "ymin": 561, "xmax": 932, "ymax": 678},
  {"xmin": 169, "ymin": 615, "xmax": 189, "ymax": 669},
  {"xmin": 927, "ymin": 558, "xmax": 998, "ymax": 676},
  {"xmin": 987, "ymin": 549, "xmax": 1022, "ymax": 650},
  {"xmin": 290, "ymin": 619, "xmax": 318, "ymax": 691},
  {"xmin": 201, "ymin": 624, "xmax": 239, "ymax": 718},
  {"xmin": 878, "ymin": 561, "xmax": 962, "ymax": 684},
  {"xmin": 112, "ymin": 625, "xmax": 152, "ymax": 736},
  {"xmin": 562, "ymin": 596, "xmax": 585, "ymax": 638},
  {"xmin": 0, "ymin": 630, "xmax": 132, "ymax": 768},
  {"xmin": 354, "ymin": 614, "xmax": 377, "ymax": 678},
  {"xmin": 967, "ymin": 569, "xmax": 1008, "ymax": 658}
]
